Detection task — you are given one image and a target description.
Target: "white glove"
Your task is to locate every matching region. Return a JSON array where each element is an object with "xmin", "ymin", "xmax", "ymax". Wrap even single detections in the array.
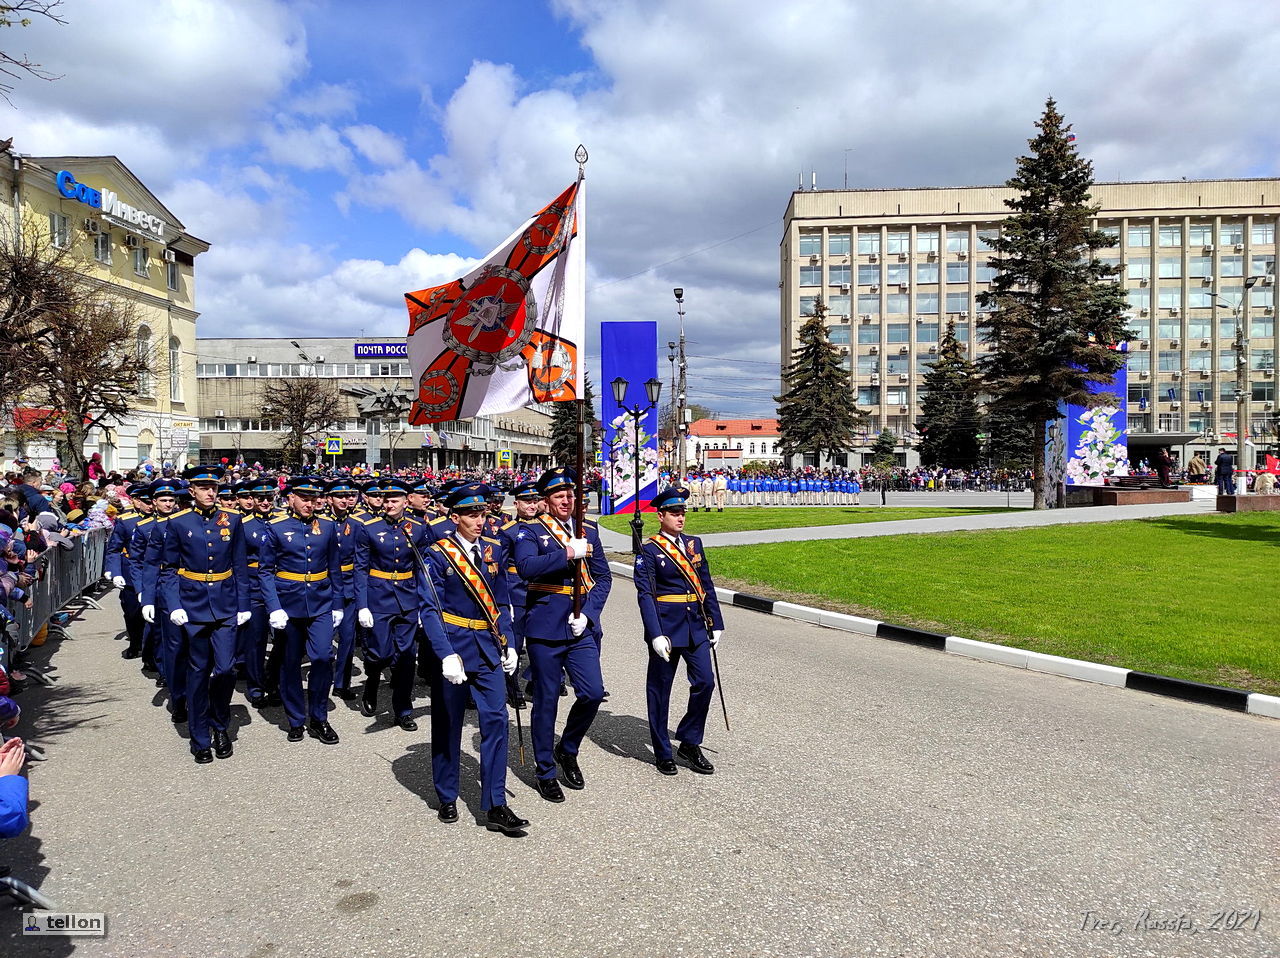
[
  {"xmin": 111, "ymin": 575, "xmax": 127, "ymax": 589},
  {"xmin": 169, "ymin": 609, "xmax": 189, "ymax": 626},
  {"xmin": 268, "ymin": 609, "xmax": 289, "ymax": 630},
  {"xmin": 651, "ymin": 635, "xmax": 671, "ymax": 661},
  {"xmin": 566, "ymin": 537, "xmax": 591, "ymax": 559},
  {"xmin": 568, "ymin": 613, "xmax": 588, "ymax": 637},
  {"xmin": 501, "ymin": 647, "xmax": 518, "ymax": 675},
  {"xmin": 332, "ymin": 608, "xmax": 344, "ymax": 628},
  {"xmin": 358, "ymin": 608, "xmax": 374, "ymax": 629},
  {"xmin": 142, "ymin": 604, "xmax": 155, "ymax": 623},
  {"xmin": 236, "ymin": 610, "xmax": 252, "ymax": 626},
  {"xmin": 441, "ymin": 653, "xmax": 466, "ymax": 685},
  {"xmin": 711, "ymin": 629, "xmax": 723, "ymax": 647}
]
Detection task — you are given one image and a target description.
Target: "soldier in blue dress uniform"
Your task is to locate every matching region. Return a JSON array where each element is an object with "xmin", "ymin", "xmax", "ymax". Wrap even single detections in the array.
[
  {"xmin": 104, "ymin": 482, "xmax": 150, "ymax": 660},
  {"xmin": 512, "ymin": 467, "xmax": 611, "ymax": 803},
  {"xmin": 325, "ymin": 477, "xmax": 362, "ymax": 700},
  {"xmin": 139, "ymin": 477, "xmax": 186, "ymax": 713},
  {"xmin": 259, "ymin": 477, "xmax": 343, "ymax": 744},
  {"xmin": 499, "ymin": 480, "xmax": 542, "ymax": 707},
  {"xmin": 237, "ymin": 478, "xmax": 277, "ymax": 707},
  {"xmin": 158, "ymin": 465, "xmax": 251, "ymax": 764},
  {"xmin": 633, "ymin": 486, "xmax": 724, "ymax": 775},
  {"xmin": 418, "ymin": 483, "xmax": 528, "ymax": 835},
  {"xmin": 353, "ymin": 477, "xmax": 428, "ymax": 730}
]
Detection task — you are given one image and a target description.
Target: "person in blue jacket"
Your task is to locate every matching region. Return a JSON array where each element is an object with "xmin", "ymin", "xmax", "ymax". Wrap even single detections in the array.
[
  {"xmin": 104, "ymin": 482, "xmax": 150, "ymax": 660},
  {"xmin": 158, "ymin": 465, "xmax": 251, "ymax": 764},
  {"xmin": 353, "ymin": 478, "xmax": 429, "ymax": 730},
  {"xmin": 512, "ymin": 467, "xmax": 611, "ymax": 803},
  {"xmin": 418, "ymin": 482, "xmax": 527, "ymax": 835},
  {"xmin": 632, "ymin": 486, "xmax": 724, "ymax": 775},
  {"xmin": 0, "ymin": 735, "xmax": 27, "ymax": 838},
  {"xmin": 325, "ymin": 477, "xmax": 362, "ymax": 701},
  {"xmin": 138, "ymin": 477, "xmax": 185, "ymax": 712},
  {"xmin": 237, "ymin": 477, "xmax": 276, "ymax": 707},
  {"xmin": 258, "ymin": 477, "xmax": 343, "ymax": 745}
]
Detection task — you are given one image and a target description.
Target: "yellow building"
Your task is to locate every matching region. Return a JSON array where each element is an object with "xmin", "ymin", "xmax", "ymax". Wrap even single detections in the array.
[
  {"xmin": 782, "ymin": 179, "xmax": 1280, "ymax": 468},
  {"xmin": 0, "ymin": 150, "xmax": 210, "ymax": 471}
]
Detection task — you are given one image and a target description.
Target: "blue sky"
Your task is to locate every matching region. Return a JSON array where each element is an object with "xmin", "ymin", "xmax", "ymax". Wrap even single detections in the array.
[{"xmin": 6, "ymin": 0, "xmax": 1280, "ymax": 416}]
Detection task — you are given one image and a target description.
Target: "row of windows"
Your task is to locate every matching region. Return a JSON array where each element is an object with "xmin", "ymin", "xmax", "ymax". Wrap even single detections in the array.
[
  {"xmin": 827, "ymin": 322, "xmax": 986, "ymax": 345},
  {"xmin": 1127, "ymin": 351, "xmax": 1276, "ymax": 372},
  {"xmin": 797, "ymin": 223, "xmax": 1278, "ymax": 260},
  {"xmin": 49, "ymin": 212, "xmax": 181, "ymax": 290},
  {"xmin": 1125, "ymin": 287, "xmax": 1276, "ymax": 310},
  {"xmin": 1130, "ymin": 413, "xmax": 1275, "ymax": 433},
  {"xmin": 1112, "ymin": 255, "xmax": 1274, "ymax": 279},
  {"xmin": 700, "ymin": 441, "xmax": 780, "ymax": 455},
  {"xmin": 1128, "ymin": 383, "xmax": 1276, "ymax": 402},
  {"xmin": 805, "ymin": 264, "xmax": 1280, "ymax": 290},
  {"xmin": 135, "ymin": 327, "xmax": 183, "ymax": 402},
  {"xmin": 196, "ymin": 362, "xmax": 412, "ymax": 378},
  {"xmin": 197, "ymin": 417, "xmax": 500, "ymax": 438},
  {"xmin": 1126, "ymin": 316, "xmax": 1277, "ymax": 338}
]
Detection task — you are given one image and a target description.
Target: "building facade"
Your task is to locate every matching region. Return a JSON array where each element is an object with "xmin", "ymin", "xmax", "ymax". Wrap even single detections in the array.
[
  {"xmin": 687, "ymin": 418, "xmax": 782, "ymax": 469},
  {"xmin": 1, "ymin": 152, "xmax": 209, "ymax": 471},
  {"xmin": 197, "ymin": 337, "xmax": 554, "ymax": 470},
  {"xmin": 782, "ymin": 179, "xmax": 1280, "ymax": 469}
]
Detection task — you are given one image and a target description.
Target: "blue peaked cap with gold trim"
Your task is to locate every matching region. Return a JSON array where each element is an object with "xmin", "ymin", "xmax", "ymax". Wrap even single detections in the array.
[
  {"xmin": 326, "ymin": 477, "xmax": 360, "ymax": 495},
  {"xmin": 652, "ymin": 486, "xmax": 690, "ymax": 511},
  {"xmin": 286, "ymin": 476, "xmax": 326, "ymax": 496},
  {"xmin": 444, "ymin": 482, "xmax": 491, "ymax": 512},
  {"xmin": 536, "ymin": 467, "xmax": 575, "ymax": 495},
  {"xmin": 183, "ymin": 464, "xmax": 222, "ymax": 484}
]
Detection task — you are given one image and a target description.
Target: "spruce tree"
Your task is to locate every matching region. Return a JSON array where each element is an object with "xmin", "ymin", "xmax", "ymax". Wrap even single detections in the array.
[
  {"xmin": 776, "ymin": 298, "xmax": 865, "ymax": 467},
  {"xmin": 551, "ymin": 375, "xmax": 596, "ymax": 467},
  {"xmin": 984, "ymin": 404, "xmax": 1035, "ymax": 469},
  {"xmin": 870, "ymin": 428, "xmax": 898, "ymax": 468},
  {"xmin": 978, "ymin": 98, "xmax": 1129, "ymax": 508},
  {"xmin": 917, "ymin": 320, "xmax": 980, "ymax": 468}
]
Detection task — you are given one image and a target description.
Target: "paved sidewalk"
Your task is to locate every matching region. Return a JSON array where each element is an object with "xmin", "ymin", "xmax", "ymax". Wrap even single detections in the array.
[{"xmin": 598, "ymin": 497, "xmax": 1217, "ymax": 551}]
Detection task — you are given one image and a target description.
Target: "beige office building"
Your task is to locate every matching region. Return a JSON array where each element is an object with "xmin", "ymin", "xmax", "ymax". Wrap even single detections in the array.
[{"xmin": 781, "ymin": 179, "xmax": 1279, "ymax": 468}]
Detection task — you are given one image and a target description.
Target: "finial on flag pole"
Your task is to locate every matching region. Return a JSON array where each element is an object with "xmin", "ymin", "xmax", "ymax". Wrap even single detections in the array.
[{"xmin": 575, "ymin": 144, "xmax": 588, "ymax": 180}]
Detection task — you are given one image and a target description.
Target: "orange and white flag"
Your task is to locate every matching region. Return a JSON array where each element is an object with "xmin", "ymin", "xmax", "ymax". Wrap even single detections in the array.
[{"xmin": 404, "ymin": 180, "xmax": 585, "ymax": 424}]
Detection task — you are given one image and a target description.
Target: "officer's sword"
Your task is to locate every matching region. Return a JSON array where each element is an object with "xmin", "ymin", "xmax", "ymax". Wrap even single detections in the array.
[{"xmin": 703, "ymin": 607, "xmax": 731, "ymax": 733}]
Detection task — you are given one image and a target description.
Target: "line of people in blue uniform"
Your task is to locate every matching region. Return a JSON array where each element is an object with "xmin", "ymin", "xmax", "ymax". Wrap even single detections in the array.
[
  {"xmin": 103, "ymin": 465, "xmax": 725, "ymax": 837},
  {"xmin": 677, "ymin": 472, "xmax": 863, "ymax": 509}
]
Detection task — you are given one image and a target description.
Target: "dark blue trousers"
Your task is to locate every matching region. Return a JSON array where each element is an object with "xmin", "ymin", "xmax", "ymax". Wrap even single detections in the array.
[
  {"xmin": 280, "ymin": 614, "xmax": 335, "ymax": 726},
  {"xmin": 646, "ymin": 639, "xmax": 715, "ymax": 761},
  {"xmin": 331, "ymin": 595, "xmax": 357, "ymax": 691},
  {"xmin": 159, "ymin": 605, "xmax": 187, "ymax": 707},
  {"xmin": 366, "ymin": 610, "xmax": 416, "ymax": 718},
  {"xmin": 430, "ymin": 659, "xmax": 508, "ymax": 809},
  {"xmin": 119, "ymin": 586, "xmax": 144, "ymax": 653},
  {"xmin": 237, "ymin": 599, "xmax": 268, "ymax": 697},
  {"xmin": 526, "ymin": 634, "xmax": 604, "ymax": 781},
  {"xmin": 185, "ymin": 618, "xmax": 237, "ymax": 751}
]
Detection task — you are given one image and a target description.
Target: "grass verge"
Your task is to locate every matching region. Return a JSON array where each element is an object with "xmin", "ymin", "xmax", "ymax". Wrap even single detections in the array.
[
  {"xmin": 709, "ymin": 513, "xmax": 1280, "ymax": 695},
  {"xmin": 597, "ymin": 505, "xmax": 1021, "ymax": 536}
]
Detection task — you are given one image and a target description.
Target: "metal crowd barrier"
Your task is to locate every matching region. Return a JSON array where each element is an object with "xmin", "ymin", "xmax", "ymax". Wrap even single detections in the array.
[{"xmin": 2, "ymin": 528, "xmax": 110, "ymax": 671}]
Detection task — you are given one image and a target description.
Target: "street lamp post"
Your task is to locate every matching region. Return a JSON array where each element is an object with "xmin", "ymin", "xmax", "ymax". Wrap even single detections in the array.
[
  {"xmin": 1212, "ymin": 276, "xmax": 1260, "ymax": 494},
  {"xmin": 666, "ymin": 342, "xmax": 677, "ymax": 470},
  {"xmin": 611, "ymin": 375, "xmax": 663, "ymax": 554},
  {"xmin": 673, "ymin": 288, "xmax": 688, "ymax": 483}
]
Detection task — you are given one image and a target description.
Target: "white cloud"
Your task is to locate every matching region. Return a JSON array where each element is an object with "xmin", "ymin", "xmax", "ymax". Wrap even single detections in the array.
[
  {"xmin": 343, "ymin": 124, "xmax": 406, "ymax": 167},
  {"xmin": 257, "ymin": 121, "xmax": 354, "ymax": 173},
  {"xmin": 289, "ymin": 82, "xmax": 360, "ymax": 119}
]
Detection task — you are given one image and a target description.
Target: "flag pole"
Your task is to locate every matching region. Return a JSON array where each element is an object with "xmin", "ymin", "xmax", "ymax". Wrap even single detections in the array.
[{"xmin": 572, "ymin": 144, "xmax": 589, "ymax": 618}]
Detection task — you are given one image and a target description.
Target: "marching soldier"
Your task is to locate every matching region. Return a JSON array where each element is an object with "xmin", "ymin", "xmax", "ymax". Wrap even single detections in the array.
[
  {"xmin": 407, "ymin": 479, "xmax": 432, "ymax": 521},
  {"xmin": 355, "ymin": 479, "xmax": 382, "ymax": 520},
  {"xmin": 238, "ymin": 479, "xmax": 275, "ymax": 707},
  {"xmin": 633, "ymin": 487, "xmax": 724, "ymax": 775},
  {"xmin": 353, "ymin": 477, "xmax": 428, "ymax": 730},
  {"xmin": 158, "ymin": 466, "xmax": 251, "ymax": 763},
  {"xmin": 139, "ymin": 477, "xmax": 186, "ymax": 714},
  {"xmin": 217, "ymin": 480, "xmax": 238, "ymax": 510},
  {"xmin": 325, "ymin": 477, "xmax": 362, "ymax": 700},
  {"xmin": 512, "ymin": 467, "xmax": 611, "ymax": 803},
  {"xmin": 419, "ymin": 483, "xmax": 528, "ymax": 835},
  {"xmin": 259, "ymin": 477, "xmax": 343, "ymax": 744},
  {"xmin": 500, "ymin": 480, "xmax": 542, "ymax": 707},
  {"xmin": 104, "ymin": 482, "xmax": 150, "ymax": 660},
  {"xmin": 485, "ymin": 486, "xmax": 511, "ymax": 536}
]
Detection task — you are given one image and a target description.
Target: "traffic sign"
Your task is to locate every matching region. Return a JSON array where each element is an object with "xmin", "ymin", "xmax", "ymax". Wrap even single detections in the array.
[
  {"xmin": 325, "ymin": 437, "xmax": 343, "ymax": 455},
  {"xmin": 594, "ymin": 450, "xmax": 603, "ymax": 464},
  {"xmin": 497, "ymin": 448, "xmax": 512, "ymax": 465}
]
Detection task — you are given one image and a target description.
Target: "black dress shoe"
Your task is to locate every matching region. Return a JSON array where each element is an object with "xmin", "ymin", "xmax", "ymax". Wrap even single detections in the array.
[
  {"xmin": 437, "ymin": 801, "xmax": 458, "ymax": 824},
  {"xmin": 307, "ymin": 720, "xmax": 340, "ymax": 745},
  {"xmin": 656, "ymin": 758, "xmax": 678, "ymax": 776},
  {"xmin": 247, "ymin": 692, "xmax": 266, "ymax": 708},
  {"xmin": 332, "ymin": 687, "xmax": 357, "ymax": 701},
  {"xmin": 262, "ymin": 690, "xmax": 283, "ymax": 707},
  {"xmin": 121, "ymin": 647, "xmax": 140, "ymax": 660},
  {"xmin": 360, "ymin": 684, "xmax": 377, "ymax": 718},
  {"xmin": 536, "ymin": 778, "xmax": 565, "ymax": 803},
  {"xmin": 154, "ymin": 676, "xmax": 166, "ymax": 687},
  {"xmin": 558, "ymin": 681, "xmax": 568, "ymax": 697},
  {"xmin": 396, "ymin": 714, "xmax": 418, "ymax": 732},
  {"xmin": 677, "ymin": 742, "xmax": 715, "ymax": 774},
  {"xmin": 554, "ymin": 743, "xmax": 585, "ymax": 789},
  {"xmin": 485, "ymin": 805, "xmax": 530, "ymax": 835},
  {"xmin": 171, "ymin": 701, "xmax": 188, "ymax": 724},
  {"xmin": 212, "ymin": 729, "xmax": 233, "ymax": 759},
  {"xmin": 287, "ymin": 725, "xmax": 304, "ymax": 742},
  {"xmin": 192, "ymin": 747, "xmax": 213, "ymax": 764}
]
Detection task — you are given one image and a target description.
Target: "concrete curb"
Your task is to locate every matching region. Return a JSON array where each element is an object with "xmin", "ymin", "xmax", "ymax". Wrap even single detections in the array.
[{"xmin": 606, "ymin": 560, "xmax": 1276, "ymax": 720}]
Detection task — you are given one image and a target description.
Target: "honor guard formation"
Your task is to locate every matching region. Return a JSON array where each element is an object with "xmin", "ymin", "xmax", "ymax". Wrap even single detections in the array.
[{"xmin": 103, "ymin": 465, "xmax": 727, "ymax": 836}]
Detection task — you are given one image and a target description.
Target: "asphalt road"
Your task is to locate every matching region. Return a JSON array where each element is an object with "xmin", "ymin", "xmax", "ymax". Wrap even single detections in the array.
[{"xmin": 2, "ymin": 586, "xmax": 1276, "ymax": 958}]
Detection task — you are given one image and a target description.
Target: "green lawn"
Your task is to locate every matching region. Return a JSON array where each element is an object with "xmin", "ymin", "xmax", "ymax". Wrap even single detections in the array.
[
  {"xmin": 709, "ymin": 513, "xmax": 1280, "ymax": 694},
  {"xmin": 597, "ymin": 506, "xmax": 1021, "ymax": 536}
]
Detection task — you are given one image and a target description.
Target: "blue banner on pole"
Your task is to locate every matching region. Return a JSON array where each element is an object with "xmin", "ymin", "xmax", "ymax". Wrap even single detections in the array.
[
  {"xmin": 1063, "ymin": 365, "xmax": 1129, "ymax": 485},
  {"xmin": 600, "ymin": 321, "xmax": 659, "ymax": 516}
]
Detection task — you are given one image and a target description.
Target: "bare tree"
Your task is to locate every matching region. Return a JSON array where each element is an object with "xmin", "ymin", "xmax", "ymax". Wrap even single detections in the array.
[
  {"xmin": 1, "ymin": 216, "xmax": 154, "ymax": 477},
  {"xmin": 0, "ymin": 1, "xmax": 66, "ymax": 104},
  {"xmin": 261, "ymin": 377, "xmax": 342, "ymax": 469}
]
